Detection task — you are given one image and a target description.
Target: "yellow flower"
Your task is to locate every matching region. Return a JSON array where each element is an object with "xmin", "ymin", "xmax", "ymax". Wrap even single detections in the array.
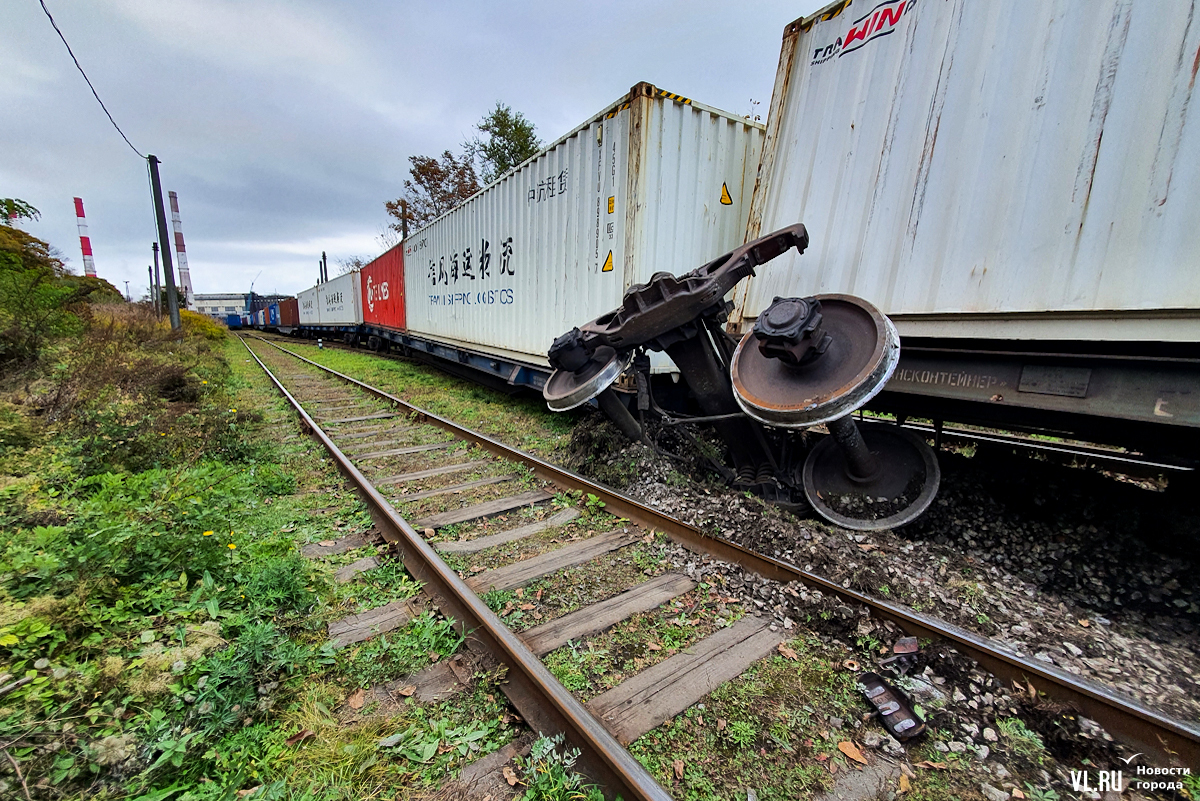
[
  {"xmin": 230, "ymin": 408, "xmax": 237, "ymax": 413},
  {"xmin": 160, "ymin": 433, "xmax": 166, "ymax": 436},
  {"xmin": 228, "ymin": 544, "xmax": 236, "ymax": 550},
  {"xmin": 202, "ymin": 531, "xmax": 214, "ymax": 536},
  {"xmin": 201, "ymin": 380, "xmax": 208, "ymax": 385}
]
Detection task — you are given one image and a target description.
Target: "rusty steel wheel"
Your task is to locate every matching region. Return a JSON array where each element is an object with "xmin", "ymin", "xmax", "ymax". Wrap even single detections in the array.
[
  {"xmin": 543, "ymin": 346, "xmax": 631, "ymax": 411},
  {"xmin": 730, "ymin": 294, "xmax": 899, "ymax": 429},
  {"xmin": 802, "ymin": 423, "xmax": 941, "ymax": 531}
]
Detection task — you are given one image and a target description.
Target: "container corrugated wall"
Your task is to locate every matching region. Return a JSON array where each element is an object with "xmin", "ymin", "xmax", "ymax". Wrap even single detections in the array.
[
  {"xmin": 317, "ymin": 271, "xmax": 362, "ymax": 325},
  {"xmin": 361, "ymin": 244, "xmax": 406, "ymax": 330},
  {"xmin": 403, "ymin": 83, "xmax": 764, "ymax": 366},
  {"xmin": 279, "ymin": 297, "xmax": 299, "ymax": 327},
  {"xmin": 736, "ymin": 0, "xmax": 1200, "ymax": 342},
  {"xmin": 298, "ymin": 286, "xmax": 319, "ymax": 325}
]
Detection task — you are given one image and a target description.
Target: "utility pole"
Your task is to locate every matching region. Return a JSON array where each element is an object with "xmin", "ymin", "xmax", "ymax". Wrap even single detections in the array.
[
  {"xmin": 147, "ymin": 266, "xmax": 153, "ymax": 307},
  {"xmin": 322, "ymin": 251, "xmax": 328, "ymax": 283},
  {"xmin": 401, "ymin": 200, "xmax": 408, "ymax": 241},
  {"xmin": 147, "ymin": 155, "xmax": 181, "ymax": 331},
  {"xmin": 124, "ymin": 280, "xmax": 130, "ymax": 301},
  {"xmin": 152, "ymin": 243, "xmax": 162, "ymax": 317}
]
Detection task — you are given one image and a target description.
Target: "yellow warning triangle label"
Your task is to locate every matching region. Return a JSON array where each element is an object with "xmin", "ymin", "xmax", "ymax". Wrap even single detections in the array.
[
  {"xmin": 720, "ymin": 182, "xmax": 734, "ymax": 205},
  {"xmin": 602, "ymin": 251, "xmax": 614, "ymax": 272}
]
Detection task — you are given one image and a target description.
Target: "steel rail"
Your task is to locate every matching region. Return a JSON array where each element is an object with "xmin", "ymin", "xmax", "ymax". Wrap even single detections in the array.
[
  {"xmin": 239, "ymin": 337, "xmax": 673, "ymax": 801},
  {"xmin": 894, "ymin": 420, "xmax": 1194, "ymax": 473},
  {"xmin": 251, "ymin": 337, "xmax": 1200, "ymax": 771}
]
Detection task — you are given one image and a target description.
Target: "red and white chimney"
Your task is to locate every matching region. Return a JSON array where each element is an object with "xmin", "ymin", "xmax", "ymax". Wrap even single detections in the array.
[
  {"xmin": 73, "ymin": 197, "xmax": 97, "ymax": 277},
  {"xmin": 168, "ymin": 191, "xmax": 194, "ymax": 308}
]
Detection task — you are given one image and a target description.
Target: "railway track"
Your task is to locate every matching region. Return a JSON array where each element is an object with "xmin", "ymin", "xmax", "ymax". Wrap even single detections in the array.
[
  {"xmin": 255, "ymin": 329, "xmax": 1194, "ymax": 479},
  {"xmin": 239, "ymin": 334, "xmax": 1199, "ymax": 797}
]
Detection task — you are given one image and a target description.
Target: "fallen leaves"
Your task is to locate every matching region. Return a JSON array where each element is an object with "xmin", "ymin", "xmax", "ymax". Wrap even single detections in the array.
[
  {"xmin": 842, "ymin": 659, "xmax": 860, "ymax": 671},
  {"xmin": 318, "ymin": 540, "xmax": 336, "ymax": 547},
  {"xmin": 778, "ymin": 643, "xmax": 799, "ymax": 661},
  {"xmin": 502, "ymin": 766, "xmax": 519, "ymax": 786},
  {"xmin": 914, "ymin": 761, "xmax": 948, "ymax": 770},
  {"xmin": 423, "ymin": 527, "xmax": 435, "ymax": 538},
  {"xmin": 397, "ymin": 685, "xmax": 416, "ymax": 697},
  {"xmin": 838, "ymin": 741, "xmax": 868, "ymax": 765},
  {"xmin": 673, "ymin": 759, "xmax": 685, "ymax": 780},
  {"xmin": 285, "ymin": 729, "xmax": 315, "ymax": 747},
  {"xmin": 347, "ymin": 688, "xmax": 365, "ymax": 710},
  {"xmin": 1078, "ymin": 618, "xmax": 1090, "ymax": 628},
  {"xmin": 717, "ymin": 718, "xmax": 727, "ymax": 731},
  {"xmin": 899, "ymin": 774, "xmax": 911, "ymax": 793},
  {"xmin": 647, "ymin": 642, "xmax": 662, "ymax": 651},
  {"xmin": 857, "ymin": 543, "xmax": 879, "ymax": 552}
]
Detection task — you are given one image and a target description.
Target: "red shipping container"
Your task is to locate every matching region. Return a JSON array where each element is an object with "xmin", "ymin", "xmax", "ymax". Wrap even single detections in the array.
[
  {"xmin": 360, "ymin": 244, "xmax": 405, "ymax": 331},
  {"xmin": 279, "ymin": 297, "xmax": 299, "ymax": 327}
]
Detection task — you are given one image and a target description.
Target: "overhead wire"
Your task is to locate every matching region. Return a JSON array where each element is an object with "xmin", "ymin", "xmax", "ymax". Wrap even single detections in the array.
[{"xmin": 37, "ymin": 0, "xmax": 145, "ymax": 159}]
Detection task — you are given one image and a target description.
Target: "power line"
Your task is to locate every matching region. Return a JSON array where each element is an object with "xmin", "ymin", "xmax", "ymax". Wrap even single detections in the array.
[{"xmin": 38, "ymin": 0, "xmax": 145, "ymax": 159}]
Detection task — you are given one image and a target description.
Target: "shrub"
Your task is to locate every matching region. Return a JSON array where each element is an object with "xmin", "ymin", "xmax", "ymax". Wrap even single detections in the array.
[
  {"xmin": 0, "ymin": 226, "xmax": 121, "ymax": 366},
  {"xmin": 180, "ymin": 309, "xmax": 226, "ymax": 342}
]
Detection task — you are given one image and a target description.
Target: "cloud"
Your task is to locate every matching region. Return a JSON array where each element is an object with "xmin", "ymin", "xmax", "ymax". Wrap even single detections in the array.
[{"xmin": 3, "ymin": 0, "xmax": 824, "ymax": 301}]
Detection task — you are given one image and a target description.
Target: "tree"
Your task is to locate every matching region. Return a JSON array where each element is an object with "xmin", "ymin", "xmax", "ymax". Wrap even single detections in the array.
[
  {"xmin": 385, "ymin": 150, "xmax": 480, "ymax": 234},
  {"xmin": 1, "ymin": 198, "xmax": 40, "ymax": 226},
  {"xmin": 335, "ymin": 255, "xmax": 368, "ymax": 276},
  {"xmin": 465, "ymin": 102, "xmax": 542, "ymax": 183},
  {"xmin": 0, "ymin": 226, "xmax": 120, "ymax": 365}
]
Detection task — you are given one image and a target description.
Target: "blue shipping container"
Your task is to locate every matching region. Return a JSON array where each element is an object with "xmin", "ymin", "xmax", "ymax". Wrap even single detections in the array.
[
  {"xmin": 225, "ymin": 314, "xmax": 242, "ymax": 329},
  {"xmin": 268, "ymin": 303, "xmax": 280, "ymax": 326}
]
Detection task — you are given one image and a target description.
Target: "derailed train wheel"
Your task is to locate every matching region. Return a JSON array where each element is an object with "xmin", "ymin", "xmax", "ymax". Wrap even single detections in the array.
[
  {"xmin": 543, "ymin": 340, "xmax": 630, "ymax": 412},
  {"xmin": 731, "ymin": 294, "xmax": 940, "ymax": 530},
  {"xmin": 802, "ymin": 423, "xmax": 940, "ymax": 531}
]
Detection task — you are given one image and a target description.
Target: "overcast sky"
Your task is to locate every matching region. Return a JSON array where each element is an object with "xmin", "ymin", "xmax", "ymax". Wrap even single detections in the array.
[{"xmin": 2, "ymin": 0, "xmax": 824, "ymax": 299}]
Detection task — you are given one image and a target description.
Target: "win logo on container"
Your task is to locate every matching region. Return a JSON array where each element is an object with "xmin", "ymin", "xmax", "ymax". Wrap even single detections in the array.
[{"xmin": 810, "ymin": 0, "xmax": 913, "ymax": 65}]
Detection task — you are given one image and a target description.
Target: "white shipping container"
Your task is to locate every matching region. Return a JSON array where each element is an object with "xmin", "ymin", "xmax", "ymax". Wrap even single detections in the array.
[
  {"xmin": 403, "ymin": 82, "xmax": 765, "ymax": 368},
  {"xmin": 297, "ymin": 286, "xmax": 320, "ymax": 326},
  {"xmin": 735, "ymin": 0, "xmax": 1200, "ymax": 343},
  {"xmin": 317, "ymin": 271, "xmax": 362, "ymax": 326},
  {"xmin": 296, "ymin": 272, "xmax": 362, "ymax": 325}
]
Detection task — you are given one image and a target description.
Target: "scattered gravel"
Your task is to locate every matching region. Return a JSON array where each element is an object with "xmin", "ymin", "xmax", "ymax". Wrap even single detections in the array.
[{"xmin": 569, "ymin": 413, "xmax": 1200, "ymax": 728}]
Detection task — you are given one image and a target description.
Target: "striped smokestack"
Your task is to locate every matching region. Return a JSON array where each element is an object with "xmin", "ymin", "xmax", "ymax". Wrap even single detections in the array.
[
  {"xmin": 73, "ymin": 197, "xmax": 97, "ymax": 278},
  {"xmin": 168, "ymin": 191, "xmax": 194, "ymax": 308}
]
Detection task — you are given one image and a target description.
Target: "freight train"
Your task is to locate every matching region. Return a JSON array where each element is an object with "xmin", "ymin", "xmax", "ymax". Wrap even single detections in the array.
[{"xmin": 246, "ymin": 0, "xmax": 1200, "ymax": 529}]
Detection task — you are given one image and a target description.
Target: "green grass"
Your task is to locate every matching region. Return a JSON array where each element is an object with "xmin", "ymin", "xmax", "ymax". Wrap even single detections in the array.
[
  {"xmin": 624, "ymin": 634, "xmax": 864, "ymax": 800},
  {"xmin": 512, "ymin": 734, "xmax": 608, "ymax": 801},
  {"xmin": 266, "ymin": 340, "xmax": 578, "ymax": 459},
  {"xmin": 998, "ymin": 716, "xmax": 1048, "ymax": 765},
  {"xmin": 0, "ymin": 333, "xmax": 515, "ymax": 799}
]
